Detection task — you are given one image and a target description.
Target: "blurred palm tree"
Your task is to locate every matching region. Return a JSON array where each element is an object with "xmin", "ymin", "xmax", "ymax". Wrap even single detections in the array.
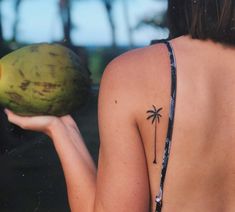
[
  {"xmin": 12, "ymin": 0, "xmax": 22, "ymax": 42},
  {"xmin": 0, "ymin": 0, "xmax": 4, "ymax": 43},
  {"xmin": 102, "ymin": 0, "xmax": 116, "ymax": 47},
  {"xmin": 7, "ymin": 0, "xmax": 135, "ymax": 47},
  {"xmin": 121, "ymin": 0, "xmax": 133, "ymax": 47},
  {"xmin": 11, "ymin": 0, "xmax": 73, "ymax": 44},
  {"xmin": 59, "ymin": 0, "xmax": 72, "ymax": 45},
  {"xmin": 102, "ymin": 0, "xmax": 134, "ymax": 47}
]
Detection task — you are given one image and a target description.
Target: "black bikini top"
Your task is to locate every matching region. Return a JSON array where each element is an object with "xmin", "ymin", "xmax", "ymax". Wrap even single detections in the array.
[{"xmin": 150, "ymin": 39, "xmax": 177, "ymax": 212}]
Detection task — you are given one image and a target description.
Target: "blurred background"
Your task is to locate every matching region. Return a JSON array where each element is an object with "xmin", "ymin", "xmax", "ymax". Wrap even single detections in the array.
[{"xmin": 0, "ymin": 0, "xmax": 169, "ymax": 211}]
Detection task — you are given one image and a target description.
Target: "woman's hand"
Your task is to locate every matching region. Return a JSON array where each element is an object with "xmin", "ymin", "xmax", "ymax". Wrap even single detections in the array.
[{"xmin": 4, "ymin": 109, "xmax": 78, "ymax": 137}]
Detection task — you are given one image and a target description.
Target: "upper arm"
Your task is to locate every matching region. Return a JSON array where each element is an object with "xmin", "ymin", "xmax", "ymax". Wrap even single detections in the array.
[{"xmin": 94, "ymin": 54, "xmax": 150, "ymax": 211}]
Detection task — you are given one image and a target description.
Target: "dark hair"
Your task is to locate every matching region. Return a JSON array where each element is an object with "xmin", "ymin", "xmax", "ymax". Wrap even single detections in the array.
[{"xmin": 167, "ymin": 0, "xmax": 235, "ymax": 44}]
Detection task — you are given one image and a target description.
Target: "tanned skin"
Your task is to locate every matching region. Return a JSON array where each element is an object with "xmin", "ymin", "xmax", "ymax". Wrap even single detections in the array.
[{"xmin": 5, "ymin": 35, "xmax": 235, "ymax": 211}]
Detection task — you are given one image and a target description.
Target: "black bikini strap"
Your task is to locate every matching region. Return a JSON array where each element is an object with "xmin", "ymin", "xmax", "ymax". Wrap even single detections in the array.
[{"xmin": 155, "ymin": 40, "xmax": 177, "ymax": 212}]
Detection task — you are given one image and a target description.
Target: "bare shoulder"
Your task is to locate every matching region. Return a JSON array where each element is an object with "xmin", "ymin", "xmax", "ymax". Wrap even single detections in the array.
[
  {"xmin": 99, "ymin": 43, "xmax": 172, "ymax": 122},
  {"xmin": 100, "ymin": 43, "xmax": 170, "ymax": 95},
  {"xmin": 101, "ymin": 44, "xmax": 168, "ymax": 82}
]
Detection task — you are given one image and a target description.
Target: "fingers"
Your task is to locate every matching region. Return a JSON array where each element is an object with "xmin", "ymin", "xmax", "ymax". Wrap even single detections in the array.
[
  {"xmin": 4, "ymin": 108, "xmax": 13, "ymax": 116},
  {"xmin": 4, "ymin": 109, "xmax": 30, "ymax": 129},
  {"xmin": 61, "ymin": 115, "xmax": 76, "ymax": 126},
  {"xmin": 60, "ymin": 115, "xmax": 81, "ymax": 133},
  {"xmin": 4, "ymin": 109, "xmax": 71, "ymax": 134},
  {"xmin": 61, "ymin": 115, "xmax": 73, "ymax": 122}
]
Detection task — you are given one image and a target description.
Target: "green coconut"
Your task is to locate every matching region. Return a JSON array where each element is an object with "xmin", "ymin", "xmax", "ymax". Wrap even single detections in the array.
[{"xmin": 0, "ymin": 43, "xmax": 90, "ymax": 116}]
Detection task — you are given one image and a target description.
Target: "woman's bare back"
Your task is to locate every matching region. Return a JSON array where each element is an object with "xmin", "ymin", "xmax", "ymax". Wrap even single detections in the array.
[
  {"xmin": 5, "ymin": 34, "xmax": 235, "ymax": 211},
  {"xmin": 132, "ymin": 35, "xmax": 235, "ymax": 211}
]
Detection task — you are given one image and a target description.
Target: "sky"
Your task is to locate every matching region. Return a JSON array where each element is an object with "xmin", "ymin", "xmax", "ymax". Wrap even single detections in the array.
[{"xmin": 1, "ymin": 0, "xmax": 169, "ymax": 46}]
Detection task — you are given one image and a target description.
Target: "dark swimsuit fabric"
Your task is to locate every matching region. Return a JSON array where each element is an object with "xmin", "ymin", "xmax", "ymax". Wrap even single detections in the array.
[{"xmin": 150, "ymin": 40, "xmax": 177, "ymax": 212}]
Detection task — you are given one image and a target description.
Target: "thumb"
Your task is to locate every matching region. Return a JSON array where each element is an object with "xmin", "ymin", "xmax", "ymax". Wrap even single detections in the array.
[{"xmin": 4, "ymin": 109, "xmax": 29, "ymax": 129}]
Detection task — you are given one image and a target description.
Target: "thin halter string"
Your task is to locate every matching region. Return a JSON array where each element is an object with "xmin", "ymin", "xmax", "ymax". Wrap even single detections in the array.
[{"xmin": 155, "ymin": 40, "xmax": 177, "ymax": 212}]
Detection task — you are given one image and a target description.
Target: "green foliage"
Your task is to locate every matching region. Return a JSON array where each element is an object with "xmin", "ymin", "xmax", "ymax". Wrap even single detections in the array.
[
  {"xmin": 89, "ymin": 48, "xmax": 104, "ymax": 84},
  {"xmin": 88, "ymin": 47, "xmax": 131, "ymax": 84}
]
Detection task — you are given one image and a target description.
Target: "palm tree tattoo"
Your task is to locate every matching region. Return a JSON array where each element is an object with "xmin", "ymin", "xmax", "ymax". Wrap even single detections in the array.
[{"xmin": 146, "ymin": 105, "xmax": 163, "ymax": 164}]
